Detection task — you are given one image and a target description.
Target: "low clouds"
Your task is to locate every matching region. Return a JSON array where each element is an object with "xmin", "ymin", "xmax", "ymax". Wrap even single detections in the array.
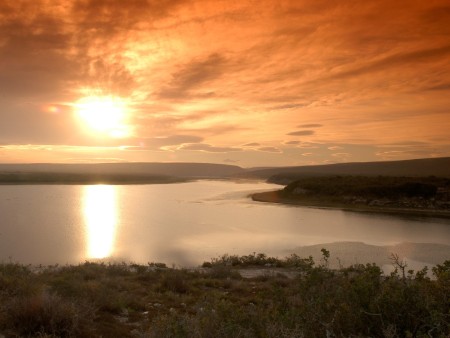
[
  {"xmin": 257, "ymin": 147, "xmax": 282, "ymax": 153},
  {"xmin": 286, "ymin": 124, "xmax": 321, "ymax": 138},
  {"xmin": 272, "ymin": 103, "xmax": 306, "ymax": 110},
  {"xmin": 178, "ymin": 143, "xmax": 242, "ymax": 153},
  {"xmin": 332, "ymin": 153, "xmax": 351, "ymax": 158},
  {"xmin": 328, "ymin": 146, "xmax": 344, "ymax": 150},
  {"xmin": 374, "ymin": 141, "xmax": 450, "ymax": 160},
  {"xmin": 287, "ymin": 130, "xmax": 315, "ymax": 136},
  {"xmin": 297, "ymin": 124, "xmax": 323, "ymax": 128},
  {"xmin": 141, "ymin": 135, "xmax": 203, "ymax": 149}
]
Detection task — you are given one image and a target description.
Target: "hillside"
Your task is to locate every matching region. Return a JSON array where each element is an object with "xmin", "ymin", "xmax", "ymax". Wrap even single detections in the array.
[
  {"xmin": 242, "ymin": 157, "xmax": 450, "ymax": 183},
  {"xmin": 0, "ymin": 162, "xmax": 245, "ymax": 183},
  {"xmin": 1, "ymin": 157, "xmax": 449, "ymax": 184}
]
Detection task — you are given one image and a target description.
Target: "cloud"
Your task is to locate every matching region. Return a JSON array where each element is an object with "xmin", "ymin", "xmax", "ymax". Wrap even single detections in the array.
[
  {"xmin": 141, "ymin": 135, "xmax": 203, "ymax": 149},
  {"xmin": 0, "ymin": 0, "xmax": 190, "ymax": 101},
  {"xmin": 374, "ymin": 141, "xmax": 450, "ymax": 160},
  {"xmin": 375, "ymin": 150, "xmax": 433, "ymax": 159},
  {"xmin": 332, "ymin": 152, "xmax": 351, "ymax": 158},
  {"xmin": 81, "ymin": 58, "xmax": 137, "ymax": 97},
  {"xmin": 425, "ymin": 82, "xmax": 450, "ymax": 91},
  {"xmin": 296, "ymin": 143, "xmax": 321, "ymax": 149},
  {"xmin": 1, "ymin": 144, "xmax": 115, "ymax": 152},
  {"xmin": 0, "ymin": 35, "xmax": 78, "ymax": 99},
  {"xmin": 71, "ymin": 0, "xmax": 186, "ymax": 31},
  {"xmin": 287, "ymin": 130, "xmax": 315, "ymax": 136},
  {"xmin": 0, "ymin": 1, "xmax": 138, "ymax": 99},
  {"xmin": 157, "ymin": 53, "xmax": 228, "ymax": 100},
  {"xmin": 178, "ymin": 143, "xmax": 242, "ymax": 153},
  {"xmin": 377, "ymin": 141, "xmax": 429, "ymax": 148},
  {"xmin": 182, "ymin": 124, "xmax": 250, "ymax": 137},
  {"xmin": 257, "ymin": 146, "xmax": 282, "ymax": 153},
  {"xmin": 223, "ymin": 158, "xmax": 239, "ymax": 163},
  {"xmin": 297, "ymin": 124, "xmax": 323, "ymax": 128},
  {"xmin": 328, "ymin": 146, "xmax": 343, "ymax": 150},
  {"xmin": 1, "ymin": 0, "xmax": 450, "ymax": 166},
  {"xmin": 271, "ymin": 103, "xmax": 305, "ymax": 110},
  {"xmin": 65, "ymin": 157, "xmax": 128, "ymax": 163},
  {"xmin": 327, "ymin": 45, "xmax": 450, "ymax": 81}
]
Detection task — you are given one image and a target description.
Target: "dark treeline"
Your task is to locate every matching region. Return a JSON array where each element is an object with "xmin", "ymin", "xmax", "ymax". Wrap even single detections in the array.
[{"xmin": 282, "ymin": 176, "xmax": 450, "ymax": 199}]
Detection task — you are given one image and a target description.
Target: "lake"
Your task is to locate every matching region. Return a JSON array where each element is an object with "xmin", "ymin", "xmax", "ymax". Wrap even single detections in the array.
[{"xmin": 1, "ymin": 180, "xmax": 449, "ymax": 268}]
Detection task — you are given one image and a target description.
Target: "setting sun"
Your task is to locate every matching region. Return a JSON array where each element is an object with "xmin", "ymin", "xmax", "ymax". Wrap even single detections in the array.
[{"xmin": 74, "ymin": 95, "xmax": 130, "ymax": 138}]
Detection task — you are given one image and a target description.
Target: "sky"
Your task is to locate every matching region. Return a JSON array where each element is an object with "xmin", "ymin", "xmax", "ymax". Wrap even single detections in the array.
[{"xmin": 1, "ymin": 0, "xmax": 449, "ymax": 167}]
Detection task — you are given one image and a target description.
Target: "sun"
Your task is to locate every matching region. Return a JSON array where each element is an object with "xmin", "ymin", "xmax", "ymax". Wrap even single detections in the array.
[{"xmin": 74, "ymin": 95, "xmax": 131, "ymax": 138}]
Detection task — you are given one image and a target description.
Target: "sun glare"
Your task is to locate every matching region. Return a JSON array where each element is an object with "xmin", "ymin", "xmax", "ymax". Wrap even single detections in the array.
[
  {"xmin": 75, "ymin": 95, "xmax": 131, "ymax": 138},
  {"xmin": 83, "ymin": 185, "xmax": 118, "ymax": 259}
]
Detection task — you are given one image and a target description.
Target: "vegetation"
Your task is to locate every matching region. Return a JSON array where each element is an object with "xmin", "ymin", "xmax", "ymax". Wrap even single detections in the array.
[
  {"xmin": 281, "ymin": 176, "xmax": 448, "ymax": 199},
  {"xmin": 1, "ymin": 252, "xmax": 449, "ymax": 337},
  {"xmin": 253, "ymin": 176, "xmax": 450, "ymax": 216}
]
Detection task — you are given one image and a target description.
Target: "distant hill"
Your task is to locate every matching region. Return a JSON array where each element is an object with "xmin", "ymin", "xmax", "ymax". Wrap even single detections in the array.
[
  {"xmin": 241, "ymin": 157, "xmax": 450, "ymax": 183},
  {"xmin": 0, "ymin": 162, "xmax": 245, "ymax": 180},
  {"xmin": 1, "ymin": 157, "xmax": 449, "ymax": 184}
]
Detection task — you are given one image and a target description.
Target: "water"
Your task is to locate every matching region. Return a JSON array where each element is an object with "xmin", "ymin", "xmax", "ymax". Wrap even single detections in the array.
[{"xmin": 0, "ymin": 181, "xmax": 449, "ymax": 267}]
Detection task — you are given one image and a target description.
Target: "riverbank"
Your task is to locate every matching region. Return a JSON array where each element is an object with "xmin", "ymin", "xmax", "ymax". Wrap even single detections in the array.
[
  {"xmin": 251, "ymin": 190, "xmax": 450, "ymax": 219},
  {"xmin": 0, "ymin": 253, "xmax": 449, "ymax": 337}
]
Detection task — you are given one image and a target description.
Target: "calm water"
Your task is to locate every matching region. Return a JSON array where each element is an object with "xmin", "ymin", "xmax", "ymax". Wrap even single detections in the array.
[{"xmin": 0, "ymin": 181, "xmax": 449, "ymax": 266}]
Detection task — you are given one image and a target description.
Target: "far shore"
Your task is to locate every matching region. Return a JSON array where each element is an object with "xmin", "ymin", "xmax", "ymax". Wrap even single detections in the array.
[
  {"xmin": 0, "ymin": 179, "xmax": 189, "ymax": 185},
  {"xmin": 251, "ymin": 190, "xmax": 450, "ymax": 219},
  {"xmin": 0, "ymin": 173, "xmax": 190, "ymax": 185}
]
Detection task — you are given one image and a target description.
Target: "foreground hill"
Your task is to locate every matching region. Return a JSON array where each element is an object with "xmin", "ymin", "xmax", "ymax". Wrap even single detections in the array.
[
  {"xmin": 0, "ymin": 254, "xmax": 449, "ymax": 337},
  {"xmin": 242, "ymin": 157, "xmax": 450, "ymax": 183}
]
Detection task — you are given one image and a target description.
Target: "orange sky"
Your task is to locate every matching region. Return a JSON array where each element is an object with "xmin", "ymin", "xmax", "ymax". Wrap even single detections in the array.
[{"xmin": 1, "ymin": 0, "xmax": 449, "ymax": 166}]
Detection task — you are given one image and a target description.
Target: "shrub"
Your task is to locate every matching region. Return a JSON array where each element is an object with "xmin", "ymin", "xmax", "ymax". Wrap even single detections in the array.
[
  {"xmin": 4, "ymin": 290, "xmax": 93, "ymax": 337},
  {"xmin": 159, "ymin": 270, "xmax": 190, "ymax": 294}
]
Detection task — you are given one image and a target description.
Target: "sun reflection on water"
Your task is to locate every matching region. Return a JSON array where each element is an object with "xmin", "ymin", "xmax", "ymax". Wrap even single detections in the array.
[{"xmin": 83, "ymin": 185, "xmax": 118, "ymax": 259}]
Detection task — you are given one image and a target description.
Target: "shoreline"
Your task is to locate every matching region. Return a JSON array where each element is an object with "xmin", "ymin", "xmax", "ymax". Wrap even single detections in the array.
[
  {"xmin": 251, "ymin": 190, "xmax": 450, "ymax": 219},
  {"xmin": 0, "ymin": 179, "xmax": 188, "ymax": 185}
]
